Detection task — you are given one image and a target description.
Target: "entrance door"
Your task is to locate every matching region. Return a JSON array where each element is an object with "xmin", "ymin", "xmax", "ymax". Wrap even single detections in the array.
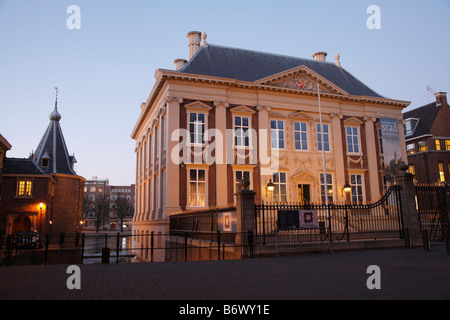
[
  {"xmin": 11, "ymin": 215, "xmax": 32, "ymax": 234},
  {"xmin": 298, "ymin": 184, "xmax": 310, "ymax": 204}
]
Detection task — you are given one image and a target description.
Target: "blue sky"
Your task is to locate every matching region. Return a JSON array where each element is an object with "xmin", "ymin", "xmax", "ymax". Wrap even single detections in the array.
[{"xmin": 0, "ymin": 0, "xmax": 449, "ymax": 185}]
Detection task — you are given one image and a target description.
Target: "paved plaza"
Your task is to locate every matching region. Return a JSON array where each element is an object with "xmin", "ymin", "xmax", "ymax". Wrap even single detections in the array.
[{"xmin": 1, "ymin": 245, "xmax": 449, "ymax": 301}]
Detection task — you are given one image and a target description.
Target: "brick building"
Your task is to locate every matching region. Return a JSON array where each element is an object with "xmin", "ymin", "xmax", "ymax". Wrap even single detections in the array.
[
  {"xmin": 83, "ymin": 177, "xmax": 135, "ymax": 231},
  {"xmin": 0, "ymin": 97, "xmax": 85, "ymax": 236},
  {"xmin": 130, "ymin": 31, "xmax": 410, "ymax": 260},
  {"xmin": 404, "ymin": 91, "xmax": 450, "ymax": 184}
]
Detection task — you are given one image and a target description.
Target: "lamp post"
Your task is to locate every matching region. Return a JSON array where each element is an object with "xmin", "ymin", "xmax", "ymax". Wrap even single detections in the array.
[{"xmin": 39, "ymin": 203, "xmax": 44, "ymax": 234}]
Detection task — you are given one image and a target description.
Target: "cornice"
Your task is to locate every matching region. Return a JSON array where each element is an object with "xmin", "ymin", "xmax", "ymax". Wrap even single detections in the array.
[{"xmin": 131, "ymin": 69, "xmax": 411, "ymax": 140}]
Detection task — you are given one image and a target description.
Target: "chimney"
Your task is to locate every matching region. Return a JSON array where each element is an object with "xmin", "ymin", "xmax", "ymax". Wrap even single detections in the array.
[
  {"xmin": 187, "ymin": 31, "xmax": 202, "ymax": 60},
  {"xmin": 313, "ymin": 51, "xmax": 327, "ymax": 62},
  {"xmin": 435, "ymin": 92, "xmax": 448, "ymax": 108},
  {"xmin": 174, "ymin": 58, "xmax": 187, "ymax": 71}
]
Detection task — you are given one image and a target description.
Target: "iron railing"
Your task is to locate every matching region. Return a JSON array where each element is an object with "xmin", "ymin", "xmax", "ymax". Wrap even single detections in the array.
[{"xmin": 255, "ymin": 185, "xmax": 404, "ymax": 245}]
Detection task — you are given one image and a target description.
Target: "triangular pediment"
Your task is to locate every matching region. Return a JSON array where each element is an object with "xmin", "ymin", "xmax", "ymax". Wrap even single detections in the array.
[
  {"xmin": 288, "ymin": 111, "xmax": 313, "ymax": 120},
  {"xmin": 291, "ymin": 170, "xmax": 316, "ymax": 180},
  {"xmin": 230, "ymin": 105, "xmax": 256, "ymax": 114},
  {"xmin": 255, "ymin": 66, "xmax": 348, "ymax": 96}
]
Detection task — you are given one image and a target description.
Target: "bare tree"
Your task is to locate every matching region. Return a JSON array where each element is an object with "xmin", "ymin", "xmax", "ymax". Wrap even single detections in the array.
[
  {"xmin": 93, "ymin": 194, "xmax": 109, "ymax": 232},
  {"xmin": 114, "ymin": 192, "xmax": 134, "ymax": 232}
]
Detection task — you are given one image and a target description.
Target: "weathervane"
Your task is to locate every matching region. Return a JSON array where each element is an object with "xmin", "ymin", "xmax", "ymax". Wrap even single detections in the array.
[{"xmin": 55, "ymin": 87, "xmax": 59, "ymax": 109}]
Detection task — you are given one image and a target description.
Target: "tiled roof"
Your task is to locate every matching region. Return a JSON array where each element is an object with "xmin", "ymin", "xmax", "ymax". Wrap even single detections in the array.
[
  {"xmin": 3, "ymin": 158, "xmax": 46, "ymax": 175},
  {"xmin": 403, "ymin": 102, "xmax": 441, "ymax": 139},
  {"xmin": 32, "ymin": 111, "xmax": 77, "ymax": 175},
  {"xmin": 179, "ymin": 44, "xmax": 383, "ymax": 98}
]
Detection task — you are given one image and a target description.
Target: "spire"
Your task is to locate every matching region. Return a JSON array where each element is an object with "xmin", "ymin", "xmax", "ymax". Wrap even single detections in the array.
[
  {"xmin": 50, "ymin": 87, "xmax": 61, "ymax": 121},
  {"xmin": 32, "ymin": 88, "xmax": 77, "ymax": 175}
]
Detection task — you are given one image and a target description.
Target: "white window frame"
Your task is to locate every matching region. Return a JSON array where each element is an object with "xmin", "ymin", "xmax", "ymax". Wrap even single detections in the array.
[
  {"xmin": 185, "ymin": 101, "xmax": 212, "ymax": 147},
  {"xmin": 345, "ymin": 125, "xmax": 361, "ymax": 155},
  {"xmin": 272, "ymin": 171, "xmax": 287, "ymax": 203},
  {"xmin": 233, "ymin": 115, "xmax": 251, "ymax": 148},
  {"xmin": 188, "ymin": 112, "xmax": 206, "ymax": 146},
  {"xmin": 317, "ymin": 123, "xmax": 330, "ymax": 152},
  {"xmin": 294, "ymin": 121, "xmax": 308, "ymax": 151},
  {"xmin": 270, "ymin": 120, "xmax": 285, "ymax": 150},
  {"xmin": 320, "ymin": 173, "xmax": 333, "ymax": 203},
  {"xmin": 349, "ymin": 173, "xmax": 365, "ymax": 204},
  {"xmin": 187, "ymin": 167, "xmax": 208, "ymax": 208}
]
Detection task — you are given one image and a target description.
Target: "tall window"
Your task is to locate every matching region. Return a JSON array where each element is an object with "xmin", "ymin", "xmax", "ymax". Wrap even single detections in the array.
[
  {"xmin": 189, "ymin": 169, "xmax": 206, "ymax": 207},
  {"xmin": 446, "ymin": 140, "xmax": 450, "ymax": 151},
  {"xmin": 270, "ymin": 120, "xmax": 284, "ymax": 149},
  {"xmin": 17, "ymin": 179, "xmax": 33, "ymax": 197},
  {"xmin": 350, "ymin": 174, "xmax": 364, "ymax": 204},
  {"xmin": 320, "ymin": 174, "xmax": 333, "ymax": 203},
  {"xmin": 346, "ymin": 126, "xmax": 360, "ymax": 154},
  {"xmin": 189, "ymin": 112, "xmax": 205, "ymax": 145},
  {"xmin": 234, "ymin": 116, "xmax": 250, "ymax": 147},
  {"xmin": 317, "ymin": 124, "xmax": 330, "ymax": 152},
  {"xmin": 294, "ymin": 122, "xmax": 308, "ymax": 151},
  {"xmin": 435, "ymin": 139, "xmax": 441, "ymax": 151},
  {"xmin": 438, "ymin": 162, "xmax": 445, "ymax": 182},
  {"xmin": 378, "ymin": 129, "xmax": 384, "ymax": 154},
  {"xmin": 272, "ymin": 172, "xmax": 287, "ymax": 202}
]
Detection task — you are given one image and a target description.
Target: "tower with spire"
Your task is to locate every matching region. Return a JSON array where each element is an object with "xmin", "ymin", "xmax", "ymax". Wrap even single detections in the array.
[
  {"xmin": 32, "ymin": 88, "xmax": 77, "ymax": 175},
  {"xmin": 0, "ymin": 89, "xmax": 85, "ymax": 236}
]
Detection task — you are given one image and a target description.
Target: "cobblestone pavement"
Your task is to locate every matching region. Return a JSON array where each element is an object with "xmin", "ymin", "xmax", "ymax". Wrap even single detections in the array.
[{"xmin": 1, "ymin": 245, "xmax": 449, "ymax": 301}]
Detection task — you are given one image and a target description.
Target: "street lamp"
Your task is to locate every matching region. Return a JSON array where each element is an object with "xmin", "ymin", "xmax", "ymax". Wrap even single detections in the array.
[
  {"xmin": 343, "ymin": 182, "xmax": 351, "ymax": 193},
  {"xmin": 265, "ymin": 179, "xmax": 275, "ymax": 198},
  {"xmin": 38, "ymin": 203, "xmax": 44, "ymax": 233}
]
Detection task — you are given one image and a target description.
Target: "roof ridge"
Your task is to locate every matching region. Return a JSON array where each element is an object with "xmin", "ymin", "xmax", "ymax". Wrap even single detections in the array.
[{"xmin": 206, "ymin": 43, "xmax": 338, "ymax": 66}]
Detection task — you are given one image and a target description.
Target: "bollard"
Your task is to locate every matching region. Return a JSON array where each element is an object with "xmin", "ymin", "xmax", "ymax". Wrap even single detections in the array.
[
  {"xmin": 423, "ymin": 230, "xmax": 431, "ymax": 251},
  {"xmin": 102, "ymin": 247, "xmax": 110, "ymax": 264}
]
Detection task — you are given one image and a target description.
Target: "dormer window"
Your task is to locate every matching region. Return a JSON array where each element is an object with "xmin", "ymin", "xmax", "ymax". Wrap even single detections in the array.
[
  {"xmin": 41, "ymin": 158, "xmax": 49, "ymax": 168},
  {"xmin": 404, "ymin": 118, "xmax": 419, "ymax": 136}
]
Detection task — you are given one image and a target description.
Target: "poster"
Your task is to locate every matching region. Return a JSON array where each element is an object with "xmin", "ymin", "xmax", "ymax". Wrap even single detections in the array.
[
  {"xmin": 380, "ymin": 118, "xmax": 403, "ymax": 183},
  {"xmin": 299, "ymin": 210, "xmax": 319, "ymax": 229},
  {"xmin": 218, "ymin": 211, "xmax": 237, "ymax": 232}
]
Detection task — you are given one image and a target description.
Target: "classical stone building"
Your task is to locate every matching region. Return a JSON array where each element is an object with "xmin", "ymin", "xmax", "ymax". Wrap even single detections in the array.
[
  {"xmin": 0, "ymin": 96, "xmax": 85, "ymax": 236},
  {"xmin": 404, "ymin": 91, "xmax": 450, "ymax": 184},
  {"xmin": 131, "ymin": 31, "xmax": 410, "ymax": 256}
]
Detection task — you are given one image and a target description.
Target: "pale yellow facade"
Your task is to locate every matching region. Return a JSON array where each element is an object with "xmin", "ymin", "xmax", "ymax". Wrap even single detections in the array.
[{"xmin": 130, "ymin": 32, "xmax": 410, "ymax": 261}]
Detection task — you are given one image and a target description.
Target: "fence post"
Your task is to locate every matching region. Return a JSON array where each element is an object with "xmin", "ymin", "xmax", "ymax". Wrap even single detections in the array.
[
  {"xmin": 44, "ymin": 233, "xmax": 49, "ymax": 265},
  {"xmin": 116, "ymin": 232, "xmax": 120, "ymax": 263},
  {"xmin": 235, "ymin": 180, "xmax": 256, "ymax": 259},
  {"xmin": 395, "ymin": 164, "xmax": 423, "ymax": 247},
  {"xmin": 81, "ymin": 233, "xmax": 85, "ymax": 264},
  {"xmin": 184, "ymin": 232, "xmax": 188, "ymax": 262},
  {"xmin": 217, "ymin": 230, "xmax": 220, "ymax": 261},
  {"xmin": 151, "ymin": 231, "xmax": 154, "ymax": 262},
  {"xmin": 437, "ymin": 186, "xmax": 450, "ymax": 254}
]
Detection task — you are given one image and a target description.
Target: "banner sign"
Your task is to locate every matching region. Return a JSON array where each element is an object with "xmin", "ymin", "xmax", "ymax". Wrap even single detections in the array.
[
  {"xmin": 278, "ymin": 211, "xmax": 300, "ymax": 230},
  {"xmin": 380, "ymin": 118, "xmax": 403, "ymax": 183},
  {"xmin": 278, "ymin": 210, "xmax": 319, "ymax": 230},
  {"xmin": 299, "ymin": 210, "xmax": 319, "ymax": 229}
]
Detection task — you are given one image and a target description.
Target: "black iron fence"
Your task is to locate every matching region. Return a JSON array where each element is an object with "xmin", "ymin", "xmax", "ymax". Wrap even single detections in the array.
[
  {"xmin": 415, "ymin": 184, "xmax": 450, "ymax": 249},
  {"xmin": 169, "ymin": 206, "xmax": 237, "ymax": 243},
  {"xmin": 0, "ymin": 229, "xmax": 254, "ymax": 266},
  {"xmin": 255, "ymin": 185, "xmax": 404, "ymax": 245}
]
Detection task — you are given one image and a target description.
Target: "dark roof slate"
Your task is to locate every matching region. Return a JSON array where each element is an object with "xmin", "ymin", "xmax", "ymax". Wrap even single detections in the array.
[
  {"xmin": 403, "ymin": 102, "xmax": 441, "ymax": 139},
  {"xmin": 179, "ymin": 44, "xmax": 383, "ymax": 98},
  {"xmin": 3, "ymin": 158, "xmax": 46, "ymax": 175}
]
